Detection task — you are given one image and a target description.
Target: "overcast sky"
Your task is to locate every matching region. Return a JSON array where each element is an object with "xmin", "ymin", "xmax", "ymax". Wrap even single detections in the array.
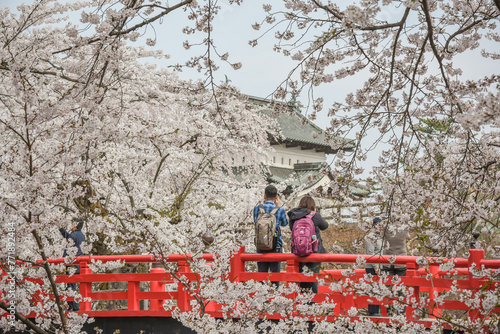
[
  {"xmin": 151, "ymin": 1, "xmax": 374, "ymax": 170},
  {"xmin": 4, "ymin": 0, "xmax": 498, "ymax": 177},
  {"xmin": 149, "ymin": 1, "xmax": 498, "ymax": 178}
]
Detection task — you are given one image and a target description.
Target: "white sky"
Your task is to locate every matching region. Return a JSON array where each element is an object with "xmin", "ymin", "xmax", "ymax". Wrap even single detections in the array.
[
  {"xmin": 150, "ymin": 1, "xmax": 499, "ymax": 178},
  {"xmin": 151, "ymin": 1, "xmax": 375, "ymax": 173},
  {"xmin": 4, "ymin": 0, "xmax": 499, "ymax": 177}
]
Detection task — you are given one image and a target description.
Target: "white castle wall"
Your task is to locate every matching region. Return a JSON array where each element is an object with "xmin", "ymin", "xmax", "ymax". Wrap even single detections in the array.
[{"xmin": 267, "ymin": 144, "xmax": 326, "ymax": 169}]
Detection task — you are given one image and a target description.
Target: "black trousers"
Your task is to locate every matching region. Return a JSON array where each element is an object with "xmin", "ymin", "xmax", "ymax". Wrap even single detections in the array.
[
  {"xmin": 257, "ymin": 247, "xmax": 282, "ymax": 288},
  {"xmin": 66, "ymin": 265, "xmax": 80, "ymax": 311},
  {"xmin": 382, "ymin": 265, "xmax": 407, "ymax": 277},
  {"xmin": 382, "ymin": 265, "xmax": 407, "ymax": 315},
  {"xmin": 365, "ymin": 267, "xmax": 380, "ymax": 315},
  {"xmin": 299, "ymin": 262, "xmax": 320, "ymax": 294}
]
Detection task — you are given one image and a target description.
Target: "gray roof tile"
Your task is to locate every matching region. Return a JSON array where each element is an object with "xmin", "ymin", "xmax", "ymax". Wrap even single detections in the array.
[{"xmin": 248, "ymin": 96, "xmax": 355, "ymax": 152}]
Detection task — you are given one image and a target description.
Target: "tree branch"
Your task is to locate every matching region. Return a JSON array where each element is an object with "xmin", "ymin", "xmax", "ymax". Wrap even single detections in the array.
[
  {"xmin": 421, "ymin": 0, "xmax": 463, "ymax": 115},
  {"xmin": 32, "ymin": 229, "xmax": 69, "ymax": 334},
  {"xmin": 444, "ymin": 18, "xmax": 493, "ymax": 53},
  {"xmin": 52, "ymin": 0, "xmax": 193, "ymax": 56},
  {"xmin": 494, "ymin": 0, "xmax": 500, "ymax": 13},
  {"xmin": 0, "ymin": 301, "xmax": 49, "ymax": 334},
  {"xmin": 110, "ymin": 0, "xmax": 193, "ymax": 37}
]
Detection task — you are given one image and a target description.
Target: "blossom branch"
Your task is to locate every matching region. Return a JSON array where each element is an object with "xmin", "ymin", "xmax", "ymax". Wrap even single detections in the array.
[
  {"xmin": 0, "ymin": 301, "xmax": 49, "ymax": 334},
  {"xmin": 32, "ymin": 229, "xmax": 69, "ymax": 334}
]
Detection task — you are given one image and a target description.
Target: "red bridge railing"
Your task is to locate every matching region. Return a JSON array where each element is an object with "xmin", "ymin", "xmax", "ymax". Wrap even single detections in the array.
[{"xmin": 2, "ymin": 247, "xmax": 499, "ymax": 330}]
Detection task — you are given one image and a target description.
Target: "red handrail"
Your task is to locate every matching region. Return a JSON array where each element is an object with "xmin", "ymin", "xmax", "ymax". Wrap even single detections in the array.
[{"xmin": 1, "ymin": 248, "xmax": 499, "ymax": 330}]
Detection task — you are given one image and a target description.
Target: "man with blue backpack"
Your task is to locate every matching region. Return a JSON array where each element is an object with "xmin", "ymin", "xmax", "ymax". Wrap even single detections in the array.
[
  {"xmin": 288, "ymin": 196, "xmax": 328, "ymax": 294},
  {"xmin": 253, "ymin": 185, "xmax": 289, "ymax": 288}
]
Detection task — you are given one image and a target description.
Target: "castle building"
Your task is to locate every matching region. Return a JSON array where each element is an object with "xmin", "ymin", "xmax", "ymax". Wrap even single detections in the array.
[{"xmin": 248, "ymin": 95, "xmax": 374, "ymax": 222}]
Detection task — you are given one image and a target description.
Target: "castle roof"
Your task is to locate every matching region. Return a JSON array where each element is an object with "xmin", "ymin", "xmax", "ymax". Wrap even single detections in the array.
[
  {"xmin": 242, "ymin": 95, "xmax": 370, "ymax": 198},
  {"xmin": 265, "ymin": 162, "xmax": 328, "ymax": 190},
  {"xmin": 248, "ymin": 95, "xmax": 355, "ymax": 153}
]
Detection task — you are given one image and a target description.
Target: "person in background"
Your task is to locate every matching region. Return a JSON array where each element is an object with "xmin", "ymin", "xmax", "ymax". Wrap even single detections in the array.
[
  {"xmin": 381, "ymin": 220, "xmax": 410, "ymax": 277},
  {"xmin": 381, "ymin": 218, "xmax": 410, "ymax": 315},
  {"xmin": 60, "ymin": 218, "xmax": 86, "ymax": 311},
  {"xmin": 365, "ymin": 217, "xmax": 383, "ymax": 316},
  {"xmin": 253, "ymin": 185, "xmax": 289, "ymax": 288},
  {"xmin": 287, "ymin": 196, "xmax": 328, "ymax": 294},
  {"xmin": 201, "ymin": 231, "xmax": 214, "ymax": 254}
]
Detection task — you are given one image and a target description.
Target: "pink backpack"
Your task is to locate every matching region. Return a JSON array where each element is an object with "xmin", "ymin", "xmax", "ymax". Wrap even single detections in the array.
[{"xmin": 291, "ymin": 211, "xmax": 318, "ymax": 256}]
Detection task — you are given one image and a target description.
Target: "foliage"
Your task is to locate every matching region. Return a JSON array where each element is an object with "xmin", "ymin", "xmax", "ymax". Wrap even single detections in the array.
[
  {"xmin": 253, "ymin": 0, "xmax": 500, "ymax": 257},
  {"xmin": 0, "ymin": 0, "xmax": 499, "ymax": 333},
  {"xmin": 0, "ymin": 1, "xmax": 272, "ymax": 333}
]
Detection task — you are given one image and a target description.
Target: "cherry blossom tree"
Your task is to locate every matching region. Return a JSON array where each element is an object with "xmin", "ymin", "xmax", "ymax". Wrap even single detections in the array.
[
  {"xmin": 246, "ymin": 1, "xmax": 499, "ymax": 332},
  {"xmin": 251, "ymin": 0, "xmax": 500, "ymax": 257},
  {"xmin": 0, "ymin": 1, "xmax": 272, "ymax": 333},
  {"xmin": 0, "ymin": 0, "xmax": 499, "ymax": 333}
]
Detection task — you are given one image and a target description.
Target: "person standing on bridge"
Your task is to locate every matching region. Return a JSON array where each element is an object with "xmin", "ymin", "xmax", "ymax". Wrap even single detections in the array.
[
  {"xmin": 380, "ymin": 219, "xmax": 409, "ymax": 315},
  {"xmin": 253, "ymin": 185, "xmax": 289, "ymax": 288},
  {"xmin": 60, "ymin": 218, "xmax": 86, "ymax": 311},
  {"xmin": 381, "ymin": 219, "xmax": 410, "ymax": 277},
  {"xmin": 287, "ymin": 196, "xmax": 328, "ymax": 294}
]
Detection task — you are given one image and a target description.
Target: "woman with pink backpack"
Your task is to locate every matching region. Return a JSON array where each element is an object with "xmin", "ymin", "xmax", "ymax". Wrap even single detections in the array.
[{"xmin": 287, "ymin": 196, "xmax": 329, "ymax": 294}]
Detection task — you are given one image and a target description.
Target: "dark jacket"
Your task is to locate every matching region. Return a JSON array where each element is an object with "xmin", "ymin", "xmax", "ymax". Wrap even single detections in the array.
[
  {"xmin": 59, "ymin": 228, "xmax": 86, "ymax": 257},
  {"xmin": 287, "ymin": 208, "xmax": 328, "ymax": 253}
]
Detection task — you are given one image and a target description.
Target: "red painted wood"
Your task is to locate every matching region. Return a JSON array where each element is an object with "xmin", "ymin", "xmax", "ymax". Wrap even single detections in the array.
[
  {"xmin": 150, "ymin": 267, "xmax": 167, "ymax": 311},
  {"xmin": 1, "ymin": 247, "xmax": 499, "ymax": 331},
  {"xmin": 127, "ymin": 281, "xmax": 140, "ymax": 311}
]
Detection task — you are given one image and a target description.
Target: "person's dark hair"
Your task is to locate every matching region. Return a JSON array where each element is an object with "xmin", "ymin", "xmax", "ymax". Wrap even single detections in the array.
[
  {"xmin": 73, "ymin": 217, "xmax": 84, "ymax": 230},
  {"xmin": 264, "ymin": 185, "xmax": 278, "ymax": 200},
  {"xmin": 298, "ymin": 196, "xmax": 316, "ymax": 212},
  {"xmin": 201, "ymin": 232, "xmax": 214, "ymax": 246}
]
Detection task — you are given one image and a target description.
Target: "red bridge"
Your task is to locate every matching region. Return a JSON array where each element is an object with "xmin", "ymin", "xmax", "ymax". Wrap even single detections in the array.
[{"xmin": 2, "ymin": 247, "xmax": 500, "ymax": 333}]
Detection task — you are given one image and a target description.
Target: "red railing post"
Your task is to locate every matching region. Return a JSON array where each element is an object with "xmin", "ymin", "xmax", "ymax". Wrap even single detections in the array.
[
  {"xmin": 286, "ymin": 257, "xmax": 300, "ymax": 310},
  {"xmin": 286, "ymin": 258, "xmax": 300, "ymax": 291},
  {"xmin": 406, "ymin": 262, "xmax": 420, "ymax": 320},
  {"xmin": 79, "ymin": 261, "xmax": 92, "ymax": 312},
  {"xmin": 128, "ymin": 281, "xmax": 141, "ymax": 311},
  {"xmin": 150, "ymin": 265, "xmax": 166, "ymax": 311},
  {"xmin": 229, "ymin": 247, "xmax": 245, "ymax": 283},
  {"xmin": 468, "ymin": 248, "xmax": 485, "ymax": 321},
  {"xmin": 343, "ymin": 290, "xmax": 354, "ymax": 316},
  {"xmin": 286, "ymin": 259, "xmax": 299, "ymax": 274},
  {"xmin": 468, "ymin": 249, "xmax": 485, "ymax": 286},
  {"xmin": 428, "ymin": 264, "xmax": 442, "ymax": 319},
  {"xmin": 176, "ymin": 260, "xmax": 192, "ymax": 312}
]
